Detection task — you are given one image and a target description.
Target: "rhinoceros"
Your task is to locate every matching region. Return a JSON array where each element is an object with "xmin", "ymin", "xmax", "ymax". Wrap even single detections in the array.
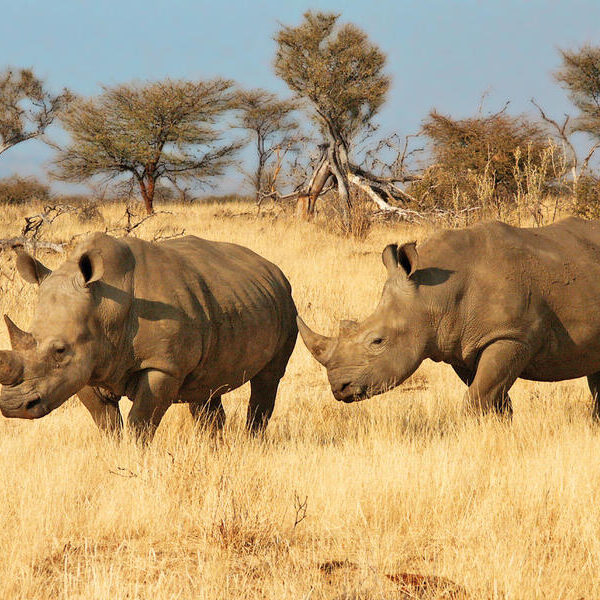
[
  {"xmin": 0, "ymin": 233, "xmax": 297, "ymax": 438},
  {"xmin": 297, "ymin": 217, "xmax": 600, "ymax": 417}
]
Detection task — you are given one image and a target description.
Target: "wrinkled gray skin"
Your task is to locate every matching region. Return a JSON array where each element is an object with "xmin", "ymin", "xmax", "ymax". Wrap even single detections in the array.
[
  {"xmin": 298, "ymin": 217, "xmax": 600, "ymax": 418},
  {"xmin": 0, "ymin": 233, "xmax": 297, "ymax": 439}
]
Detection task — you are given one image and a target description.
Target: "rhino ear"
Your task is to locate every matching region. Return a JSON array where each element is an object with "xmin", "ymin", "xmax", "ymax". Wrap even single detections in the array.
[
  {"xmin": 15, "ymin": 250, "xmax": 51, "ymax": 285},
  {"xmin": 78, "ymin": 250, "xmax": 104, "ymax": 286},
  {"xmin": 382, "ymin": 242, "xmax": 418, "ymax": 277}
]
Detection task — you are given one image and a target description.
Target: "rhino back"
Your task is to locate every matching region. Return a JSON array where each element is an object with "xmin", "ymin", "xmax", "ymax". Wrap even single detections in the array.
[
  {"xmin": 415, "ymin": 218, "xmax": 600, "ymax": 379},
  {"xmin": 117, "ymin": 236, "xmax": 296, "ymax": 396}
]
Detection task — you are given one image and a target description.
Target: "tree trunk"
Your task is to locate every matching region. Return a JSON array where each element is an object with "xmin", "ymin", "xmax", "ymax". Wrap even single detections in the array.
[
  {"xmin": 255, "ymin": 133, "xmax": 266, "ymax": 205},
  {"xmin": 328, "ymin": 140, "xmax": 351, "ymax": 228},
  {"xmin": 138, "ymin": 177, "xmax": 155, "ymax": 215},
  {"xmin": 299, "ymin": 130, "xmax": 420, "ymax": 226},
  {"xmin": 297, "ymin": 150, "xmax": 332, "ymax": 219}
]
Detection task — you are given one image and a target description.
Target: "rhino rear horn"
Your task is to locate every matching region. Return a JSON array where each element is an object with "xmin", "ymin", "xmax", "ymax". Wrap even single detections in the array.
[
  {"xmin": 339, "ymin": 319, "xmax": 359, "ymax": 336},
  {"xmin": 296, "ymin": 316, "xmax": 336, "ymax": 366},
  {"xmin": 4, "ymin": 315, "xmax": 35, "ymax": 352},
  {"xmin": 0, "ymin": 350, "xmax": 23, "ymax": 386}
]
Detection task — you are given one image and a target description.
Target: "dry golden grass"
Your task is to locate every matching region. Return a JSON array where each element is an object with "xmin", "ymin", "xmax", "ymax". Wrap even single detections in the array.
[{"xmin": 0, "ymin": 201, "xmax": 599, "ymax": 599}]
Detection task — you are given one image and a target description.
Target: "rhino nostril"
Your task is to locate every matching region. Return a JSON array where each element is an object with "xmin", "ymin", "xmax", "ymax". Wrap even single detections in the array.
[
  {"xmin": 339, "ymin": 382, "xmax": 352, "ymax": 393},
  {"xmin": 25, "ymin": 397, "xmax": 41, "ymax": 411}
]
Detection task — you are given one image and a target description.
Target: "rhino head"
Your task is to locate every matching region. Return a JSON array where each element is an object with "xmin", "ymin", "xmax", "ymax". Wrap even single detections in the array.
[
  {"xmin": 0, "ymin": 249, "xmax": 106, "ymax": 419},
  {"xmin": 298, "ymin": 242, "xmax": 434, "ymax": 403}
]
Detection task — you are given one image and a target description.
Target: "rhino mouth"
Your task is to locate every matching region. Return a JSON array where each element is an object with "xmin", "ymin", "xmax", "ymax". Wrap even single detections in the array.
[
  {"xmin": 0, "ymin": 394, "xmax": 50, "ymax": 419},
  {"xmin": 333, "ymin": 383, "xmax": 369, "ymax": 403},
  {"xmin": 333, "ymin": 379, "xmax": 401, "ymax": 403}
]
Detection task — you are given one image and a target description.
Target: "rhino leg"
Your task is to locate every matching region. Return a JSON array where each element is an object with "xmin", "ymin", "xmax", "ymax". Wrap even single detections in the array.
[
  {"xmin": 246, "ymin": 332, "xmax": 296, "ymax": 434},
  {"xmin": 247, "ymin": 371, "xmax": 280, "ymax": 434},
  {"xmin": 466, "ymin": 340, "xmax": 530, "ymax": 417},
  {"xmin": 587, "ymin": 372, "xmax": 600, "ymax": 420},
  {"xmin": 189, "ymin": 395, "xmax": 225, "ymax": 432},
  {"xmin": 452, "ymin": 365, "xmax": 473, "ymax": 386},
  {"xmin": 77, "ymin": 386, "xmax": 122, "ymax": 434},
  {"xmin": 127, "ymin": 370, "xmax": 180, "ymax": 442}
]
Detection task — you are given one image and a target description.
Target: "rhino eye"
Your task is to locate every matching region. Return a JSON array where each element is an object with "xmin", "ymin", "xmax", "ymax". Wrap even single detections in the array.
[
  {"xmin": 370, "ymin": 337, "xmax": 384, "ymax": 346},
  {"xmin": 51, "ymin": 342, "xmax": 67, "ymax": 361}
]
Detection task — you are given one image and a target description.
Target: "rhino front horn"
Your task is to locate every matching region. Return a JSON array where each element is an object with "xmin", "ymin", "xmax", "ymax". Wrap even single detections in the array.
[
  {"xmin": 296, "ymin": 316, "xmax": 336, "ymax": 366},
  {"xmin": 4, "ymin": 315, "xmax": 35, "ymax": 352},
  {"xmin": 0, "ymin": 350, "xmax": 23, "ymax": 386}
]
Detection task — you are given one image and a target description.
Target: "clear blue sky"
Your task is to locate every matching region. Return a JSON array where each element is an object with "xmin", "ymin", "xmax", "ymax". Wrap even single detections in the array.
[{"xmin": 1, "ymin": 0, "xmax": 599, "ymax": 194}]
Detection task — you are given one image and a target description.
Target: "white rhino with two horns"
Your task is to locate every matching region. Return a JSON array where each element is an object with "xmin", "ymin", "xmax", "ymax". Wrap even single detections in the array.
[
  {"xmin": 298, "ymin": 218, "xmax": 600, "ymax": 418},
  {"xmin": 0, "ymin": 233, "xmax": 297, "ymax": 440}
]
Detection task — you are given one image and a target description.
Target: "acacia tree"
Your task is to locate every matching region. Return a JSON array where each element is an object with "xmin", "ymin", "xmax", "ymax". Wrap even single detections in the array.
[
  {"xmin": 53, "ymin": 79, "xmax": 239, "ymax": 214},
  {"xmin": 236, "ymin": 89, "xmax": 301, "ymax": 204},
  {"xmin": 275, "ymin": 11, "xmax": 412, "ymax": 224},
  {"xmin": 0, "ymin": 67, "xmax": 71, "ymax": 156}
]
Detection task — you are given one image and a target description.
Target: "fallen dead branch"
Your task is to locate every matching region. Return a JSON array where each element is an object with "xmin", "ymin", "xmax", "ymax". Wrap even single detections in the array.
[
  {"xmin": 152, "ymin": 227, "xmax": 186, "ymax": 242},
  {"xmin": 0, "ymin": 237, "xmax": 66, "ymax": 253},
  {"xmin": 0, "ymin": 204, "xmax": 80, "ymax": 254},
  {"xmin": 22, "ymin": 204, "xmax": 78, "ymax": 238}
]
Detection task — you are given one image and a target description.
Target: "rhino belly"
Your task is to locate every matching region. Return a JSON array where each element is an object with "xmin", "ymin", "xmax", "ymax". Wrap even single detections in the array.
[
  {"xmin": 520, "ymin": 325, "xmax": 600, "ymax": 381},
  {"xmin": 178, "ymin": 312, "xmax": 289, "ymax": 401}
]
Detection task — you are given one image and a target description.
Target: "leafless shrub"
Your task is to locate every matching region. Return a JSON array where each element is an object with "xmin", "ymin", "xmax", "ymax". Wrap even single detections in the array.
[
  {"xmin": 0, "ymin": 203, "xmax": 78, "ymax": 254},
  {"xmin": 76, "ymin": 202, "xmax": 103, "ymax": 225},
  {"xmin": 22, "ymin": 204, "xmax": 77, "ymax": 238}
]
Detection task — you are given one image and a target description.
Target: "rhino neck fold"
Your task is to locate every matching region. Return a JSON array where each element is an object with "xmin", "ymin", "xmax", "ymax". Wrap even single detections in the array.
[{"xmin": 413, "ymin": 297, "xmax": 450, "ymax": 364}]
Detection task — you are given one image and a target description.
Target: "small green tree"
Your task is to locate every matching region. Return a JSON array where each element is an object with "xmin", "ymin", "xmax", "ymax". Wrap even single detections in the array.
[
  {"xmin": 235, "ymin": 89, "xmax": 300, "ymax": 204},
  {"xmin": 52, "ymin": 79, "xmax": 239, "ymax": 214},
  {"xmin": 275, "ymin": 12, "xmax": 407, "ymax": 224},
  {"xmin": 0, "ymin": 67, "xmax": 71, "ymax": 156}
]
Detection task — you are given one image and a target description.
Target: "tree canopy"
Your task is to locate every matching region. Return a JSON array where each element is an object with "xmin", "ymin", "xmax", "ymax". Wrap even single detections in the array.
[
  {"xmin": 52, "ymin": 78, "xmax": 239, "ymax": 213},
  {"xmin": 274, "ymin": 11, "xmax": 389, "ymax": 145},
  {"xmin": 0, "ymin": 67, "xmax": 71, "ymax": 156},
  {"xmin": 556, "ymin": 45, "xmax": 600, "ymax": 139}
]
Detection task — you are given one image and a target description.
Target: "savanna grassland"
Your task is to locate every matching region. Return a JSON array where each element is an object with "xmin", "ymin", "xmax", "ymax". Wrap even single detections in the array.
[{"xmin": 0, "ymin": 201, "xmax": 599, "ymax": 599}]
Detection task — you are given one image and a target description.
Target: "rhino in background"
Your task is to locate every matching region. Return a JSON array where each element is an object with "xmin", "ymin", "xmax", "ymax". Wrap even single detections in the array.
[
  {"xmin": 298, "ymin": 217, "xmax": 600, "ymax": 418},
  {"xmin": 0, "ymin": 233, "xmax": 297, "ymax": 439}
]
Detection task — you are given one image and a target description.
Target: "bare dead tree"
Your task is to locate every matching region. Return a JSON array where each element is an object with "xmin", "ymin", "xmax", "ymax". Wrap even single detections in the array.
[
  {"xmin": 235, "ymin": 89, "xmax": 305, "ymax": 205},
  {"xmin": 531, "ymin": 98, "xmax": 600, "ymax": 179},
  {"xmin": 364, "ymin": 132, "xmax": 425, "ymax": 185}
]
